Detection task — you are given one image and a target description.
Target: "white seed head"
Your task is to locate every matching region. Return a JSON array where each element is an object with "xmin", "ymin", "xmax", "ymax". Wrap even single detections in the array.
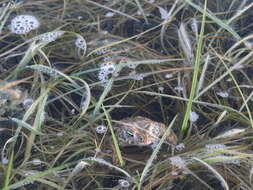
[
  {"xmin": 189, "ymin": 111, "xmax": 199, "ymax": 122},
  {"xmin": 10, "ymin": 181, "xmax": 34, "ymax": 189},
  {"xmin": 148, "ymin": 0, "xmax": 155, "ymax": 3},
  {"xmin": 2, "ymin": 157, "xmax": 8, "ymax": 165},
  {"xmin": 100, "ymin": 30, "xmax": 109, "ymax": 35},
  {"xmin": 70, "ymin": 109, "xmax": 75, "ymax": 114},
  {"xmin": 95, "ymin": 148, "xmax": 101, "ymax": 153},
  {"xmin": 10, "ymin": 14, "xmax": 40, "ymax": 34},
  {"xmin": 165, "ymin": 73, "xmax": 173, "ymax": 79},
  {"xmin": 118, "ymin": 179, "xmax": 130, "ymax": 188},
  {"xmin": 32, "ymin": 159, "xmax": 42, "ymax": 166},
  {"xmin": 214, "ymin": 128, "xmax": 246, "ymax": 139},
  {"xmin": 71, "ymin": 160, "xmax": 90, "ymax": 177},
  {"xmin": 158, "ymin": 86, "xmax": 164, "ymax": 93},
  {"xmin": 175, "ymin": 143, "xmax": 185, "ymax": 151},
  {"xmin": 96, "ymin": 125, "xmax": 107, "ymax": 134},
  {"xmin": 103, "ymin": 56, "xmax": 113, "ymax": 61},
  {"xmin": 24, "ymin": 170, "xmax": 38, "ymax": 176},
  {"xmin": 169, "ymin": 156, "xmax": 187, "ymax": 169},
  {"xmin": 22, "ymin": 98, "xmax": 33, "ymax": 108},
  {"xmin": 208, "ymin": 155, "xmax": 240, "ymax": 165},
  {"xmin": 171, "ymin": 170, "xmax": 179, "ymax": 176},
  {"xmin": 226, "ymin": 78, "xmax": 232, "ymax": 82},
  {"xmin": 178, "ymin": 22, "xmax": 193, "ymax": 63},
  {"xmin": 56, "ymin": 132, "xmax": 64, "ymax": 137},
  {"xmin": 216, "ymin": 91, "xmax": 229, "ymax": 98},
  {"xmin": 130, "ymin": 73, "xmax": 144, "ymax": 80},
  {"xmin": 158, "ymin": 7, "xmax": 168, "ymax": 20},
  {"xmin": 230, "ymin": 159, "xmax": 240, "ymax": 165},
  {"xmin": 174, "ymin": 86, "xmax": 183, "ymax": 92},
  {"xmin": 105, "ymin": 12, "xmax": 115, "ymax": 17},
  {"xmin": 190, "ymin": 18, "xmax": 198, "ymax": 37},
  {"xmin": 205, "ymin": 144, "xmax": 227, "ymax": 150}
]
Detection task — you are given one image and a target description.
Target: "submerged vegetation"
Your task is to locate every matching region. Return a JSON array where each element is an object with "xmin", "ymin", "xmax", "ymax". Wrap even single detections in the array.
[{"xmin": 1, "ymin": 0, "xmax": 253, "ymax": 189}]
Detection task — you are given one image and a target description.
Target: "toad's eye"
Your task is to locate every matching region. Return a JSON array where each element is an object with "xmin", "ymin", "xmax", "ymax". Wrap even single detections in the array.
[{"xmin": 126, "ymin": 131, "xmax": 134, "ymax": 136}]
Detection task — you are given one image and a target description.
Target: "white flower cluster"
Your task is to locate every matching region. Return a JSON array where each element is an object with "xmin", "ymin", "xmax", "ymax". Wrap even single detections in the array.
[
  {"xmin": 75, "ymin": 36, "xmax": 87, "ymax": 50},
  {"xmin": 98, "ymin": 61, "xmax": 116, "ymax": 82},
  {"xmin": 205, "ymin": 144, "xmax": 227, "ymax": 150},
  {"xmin": 169, "ymin": 156, "xmax": 187, "ymax": 169},
  {"xmin": 33, "ymin": 31, "xmax": 65, "ymax": 43},
  {"xmin": 10, "ymin": 15, "xmax": 40, "ymax": 34},
  {"xmin": 96, "ymin": 125, "xmax": 107, "ymax": 134}
]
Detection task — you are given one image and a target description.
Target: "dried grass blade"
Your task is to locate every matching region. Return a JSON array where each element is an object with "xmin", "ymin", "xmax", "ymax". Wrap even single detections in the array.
[
  {"xmin": 193, "ymin": 157, "xmax": 229, "ymax": 190},
  {"xmin": 178, "ymin": 22, "xmax": 193, "ymax": 64},
  {"xmin": 185, "ymin": 0, "xmax": 240, "ymax": 40},
  {"xmin": 86, "ymin": 0, "xmax": 139, "ymax": 22},
  {"xmin": 0, "ymin": 77, "xmax": 31, "ymax": 91}
]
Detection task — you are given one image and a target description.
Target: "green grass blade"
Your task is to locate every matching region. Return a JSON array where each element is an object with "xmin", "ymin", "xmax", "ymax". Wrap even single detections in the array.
[
  {"xmin": 6, "ymin": 162, "xmax": 75, "ymax": 190},
  {"xmin": 185, "ymin": 0, "xmax": 240, "ymax": 40},
  {"xmin": 138, "ymin": 115, "xmax": 177, "ymax": 190},
  {"xmin": 84, "ymin": 157, "xmax": 131, "ymax": 179},
  {"xmin": 11, "ymin": 118, "xmax": 45, "ymax": 136},
  {"xmin": 3, "ymin": 151, "xmax": 14, "ymax": 190},
  {"xmin": 102, "ymin": 105, "xmax": 124, "ymax": 167},
  {"xmin": 181, "ymin": 0, "xmax": 207, "ymax": 134}
]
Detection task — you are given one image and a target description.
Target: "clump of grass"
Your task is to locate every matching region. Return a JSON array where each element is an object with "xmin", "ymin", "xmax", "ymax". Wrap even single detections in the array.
[{"xmin": 1, "ymin": 0, "xmax": 253, "ymax": 189}]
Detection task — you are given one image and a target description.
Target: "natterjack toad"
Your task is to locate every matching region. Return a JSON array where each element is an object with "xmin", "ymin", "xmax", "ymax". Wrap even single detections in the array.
[{"xmin": 113, "ymin": 116, "xmax": 177, "ymax": 147}]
